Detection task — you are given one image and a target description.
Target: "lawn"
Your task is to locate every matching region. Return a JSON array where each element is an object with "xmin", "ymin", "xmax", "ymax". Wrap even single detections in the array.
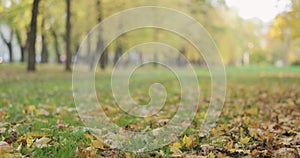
[{"xmin": 0, "ymin": 64, "xmax": 299, "ymax": 157}]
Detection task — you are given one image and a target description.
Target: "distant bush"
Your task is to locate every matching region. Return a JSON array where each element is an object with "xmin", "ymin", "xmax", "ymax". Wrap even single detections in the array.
[{"xmin": 291, "ymin": 61, "xmax": 300, "ymax": 66}]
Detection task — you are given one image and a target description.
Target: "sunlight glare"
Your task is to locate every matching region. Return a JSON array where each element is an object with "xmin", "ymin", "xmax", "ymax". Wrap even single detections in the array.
[{"xmin": 225, "ymin": 0, "xmax": 291, "ymax": 22}]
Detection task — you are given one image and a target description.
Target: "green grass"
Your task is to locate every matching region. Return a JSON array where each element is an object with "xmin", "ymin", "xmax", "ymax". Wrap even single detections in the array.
[{"xmin": 0, "ymin": 64, "xmax": 300, "ymax": 157}]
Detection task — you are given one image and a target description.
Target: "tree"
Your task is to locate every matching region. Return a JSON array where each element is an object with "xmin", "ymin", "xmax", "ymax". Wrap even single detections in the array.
[
  {"xmin": 51, "ymin": 29, "xmax": 62, "ymax": 64},
  {"xmin": 27, "ymin": 0, "xmax": 40, "ymax": 71},
  {"xmin": 65, "ymin": 0, "xmax": 72, "ymax": 71},
  {"xmin": 96, "ymin": 0, "xmax": 108, "ymax": 70},
  {"xmin": 15, "ymin": 30, "xmax": 26, "ymax": 62},
  {"xmin": 113, "ymin": 40, "xmax": 123, "ymax": 65},
  {"xmin": 41, "ymin": 18, "xmax": 49, "ymax": 63},
  {"xmin": 268, "ymin": 0, "xmax": 300, "ymax": 64},
  {"xmin": 0, "ymin": 28, "xmax": 13, "ymax": 62}
]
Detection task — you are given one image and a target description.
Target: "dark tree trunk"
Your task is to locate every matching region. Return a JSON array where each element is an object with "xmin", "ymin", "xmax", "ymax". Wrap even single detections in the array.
[
  {"xmin": 96, "ymin": 0, "xmax": 108, "ymax": 70},
  {"xmin": 99, "ymin": 43, "xmax": 108, "ymax": 70},
  {"xmin": 41, "ymin": 19, "xmax": 49, "ymax": 63},
  {"xmin": 41, "ymin": 34, "xmax": 49, "ymax": 63},
  {"xmin": 16, "ymin": 30, "xmax": 26, "ymax": 62},
  {"xmin": 0, "ymin": 30, "xmax": 14, "ymax": 63},
  {"xmin": 114, "ymin": 41, "xmax": 123, "ymax": 65},
  {"xmin": 27, "ymin": 0, "xmax": 40, "ymax": 71},
  {"xmin": 20, "ymin": 46, "xmax": 25, "ymax": 62},
  {"xmin": 65, "ymin": 0, "xmax": 72, "ymax": 71},
  {"xmin": 7, "ymin": 42, "xmax": 13, "ymax": 63},
  {"xmin": 87, "ymin": 33, "xmax": 91, "ymax": 63},
  {"xmin": 177, "ymin": 47, "xmax": 186, "ymax": 67},
  {"xmin": 51, "ymin": 29, "xmax": 62, "ymax": 64}
]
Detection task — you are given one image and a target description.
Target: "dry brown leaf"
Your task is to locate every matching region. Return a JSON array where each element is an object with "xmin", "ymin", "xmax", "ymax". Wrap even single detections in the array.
[
  {"xmin": 0, "ymin": 128, "xmax": 6, "ymax": 134},
  {"xmin": 0, "ymin": 141, "xmax": 13, "ymax": 153},
  {"xmin": 91, "ymin": 139, "xmax": 104, "ymax": 149},
  {"xmin": 32, "ymin": 137, "xmax": 51, "ymax": 148}
]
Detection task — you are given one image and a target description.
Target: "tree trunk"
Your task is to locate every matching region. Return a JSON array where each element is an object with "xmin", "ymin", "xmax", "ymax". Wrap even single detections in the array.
[
  {"xmin": 41, "ymin": 34, "xmax": 49, "ymax": 63},
  {"xmin": 20, "ymin": 46, "xmax": 25, "ymax": 62},
  {"xmin": 87, "ymin": 33, "xmax": 91, "ymax": 63},
  {"xmin": 0, "ymin": 30, "xmax": 14, "ymax": 63},
  {"xmin": 177, "ymin": 47, "xmax": 186, "ymax": 67},
  {"xmin": 99, "ymin": 43, "xmax": 108, "ymax": 70},
  {"xmin": 65, "ymin": 0, "xmax": 72, "ymax": 71},
  {"xmin": 113, "ymin": 41, "xmax": 123, "ymax": 65},
  {"xmin": 27, "ymin": 0, "xmax": 40, "ymax": 71},
  {"xmin": 51, "ymin": 30, "xmax": 61, "ymax": 64},
  {"xmin": 96, "ymin": 0, "xmax": 108, "ymax": 70},
  {"xmin": 41, "ymin": 19, "xmax": 49, "ymax": 63},
  {"xmin": 16, "ymin": 30, "xmax": 26, "ymax": 62},
  {"xmin": 7, "ymin": 42, "xmax": 13, "ymax": 63}
]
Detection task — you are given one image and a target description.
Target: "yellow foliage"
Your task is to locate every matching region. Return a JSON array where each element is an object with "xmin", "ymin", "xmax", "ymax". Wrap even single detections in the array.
[
  {"xmin": 208, "ymin": 152, "xmax": 215, "ymax": 158},
  {"xmin": 170, "ymin": 141, "xmax": 182, "ymax": 154},
  {"xmin": 182, "ymin": 135, "xmax": 193, "ymax": 148},
  {"xmin": 240, "ymin": 137, "xmax": 250, "ymax": 145}
]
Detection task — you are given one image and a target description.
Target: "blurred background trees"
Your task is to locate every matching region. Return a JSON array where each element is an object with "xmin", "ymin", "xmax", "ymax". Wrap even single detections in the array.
[{"xmin": 0, "ymin": 0, "xmax": 299, "ymax": 71}]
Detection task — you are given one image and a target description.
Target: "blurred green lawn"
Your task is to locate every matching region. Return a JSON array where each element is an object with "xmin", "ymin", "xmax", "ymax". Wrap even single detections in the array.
[{"xmin": 0, "ymin": 64, "xmax": 299, "ymax": 157}]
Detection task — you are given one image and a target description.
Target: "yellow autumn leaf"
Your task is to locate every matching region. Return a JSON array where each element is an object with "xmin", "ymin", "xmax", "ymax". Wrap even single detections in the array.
[
  {"xmin": 172, "ymin": 142, "xmax": 182, "ymax": 149},
  {"xmin": 216, "ymin": 152, "xmax": 230, "ymax": 158},
  {"xmin": 225, "ymin": 140, "xmax": 233, "ymax": 150},
  {"xmin": 196, "ymin": 112, "xmax": 206, "ymax": 119},
  {"xmin": 170, "ymin": 141, "xmax": 182, "ymax": 154},
  {"xmin": 91, "ymin": 139, "xmax": 104, "ymax": 149},
  {"xmin": 246, "ymin": 108, "xmax": 258, "ymax": 115},
  {"xmin": 240, "ymin": 137, "xmax": 250, "ymax": 144},
  {"xmin": 170, "ymin": 146, "xmax": 182, "ymax": 155},
  {"xmin": 182, "ymin": 135, "xmax": 193, "ymax": 148},
  {"xmin": 29, "ymin": 105, "xmax": 36, "ymax": 112},
  {"xmin": 125, "ymin": 152, "xmax": 132, "ymax": 158},
  {"xmin": 26, "ymin": 132, "xmax": 49, "ymax": 138},
  {"xmin": 26, "ymin": 136, "xmax": 35, "ymax": 147},
  {"xmin": 244, "ymin": 116, "xmax": 250, "ymax": 125},
  {"xmin": 211, "ymin": 128, "xmax": 217, "ymax": 136},
  {"xmin": 208, "ymin": 152, "xmax": 215, "ymax": 158}
]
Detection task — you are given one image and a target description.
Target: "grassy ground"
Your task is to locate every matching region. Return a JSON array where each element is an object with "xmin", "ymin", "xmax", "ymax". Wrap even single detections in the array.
[{"xmin": 0, "ymin": 64, "xmax": 299, "ymax": 157}]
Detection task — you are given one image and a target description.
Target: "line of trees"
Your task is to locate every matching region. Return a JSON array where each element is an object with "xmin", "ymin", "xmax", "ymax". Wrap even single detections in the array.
[{"xmin": 0, "ymin": 0, "xmax": 299, "ymax": 70}]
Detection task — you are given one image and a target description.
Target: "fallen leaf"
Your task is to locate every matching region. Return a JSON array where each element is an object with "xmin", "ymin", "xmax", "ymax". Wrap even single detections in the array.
[
  {"xmin": 32, "ymin": 137, "xmax": 51, "ymax": 148},
  {"xmin": 245, "ymin": 108, "xmax": 258, "ymax": 115},
  {"xmin": 0, "ymin": 128, "xmax": 6, "ymax": 134},
  {"xmin": 36, "ymin": 109, "xmax": 50, "ymax": 116},
  {"xmin": 91, "ymin": 139, "xmax": 104, "ymax": 149},
  {"xmin": 4, "ymin": 130, "xmax": 17, "ymax": 144},
  {"xmin": 208, "ymin": 152, "xmax": 215, "ymax": 158},
  {"xmin": 225, "ymin": 140, "xmax": 233, "ymax": 150},
  {"xmin": 26, "ymin": 136, "xmax": 35, "ymax": 148},
  {"xmin": 16, "ymin": 143, "xmax": 22, "ymax": 151},
  {"xmin": 26, "ymin": 132, "xmax": 49, "ymax": 138},
  {"xmin": 125, "ymin": 152, "xmax": 132, "ymax": 158},
  {"xmin": 251, "ymin": 149, "xmax": 259, "ymax": 156},
  {"xmin": 274, "ymin": 148, "xmax": 298, "ymax": 157},
  {"xmin": 0, "ymin": 122, "xmax": 9, "ymax": 128},
  {"xmin": 240, "ymin": 137, "xmax": 250, "ymax": 145},
  {"xmin": 170, "ymin": 142, "xmax": 182, "ymax": 154},
  {"xmin": 182, "ymin": 135, "xmax": 193, "ymax": 148},
  {"xmin": 0, "ymin": 141, "xmax": 13, "ymax": 153},
  {"xmin": 172, "ymin": 142, "xmax": 182, "ymax": 149}
]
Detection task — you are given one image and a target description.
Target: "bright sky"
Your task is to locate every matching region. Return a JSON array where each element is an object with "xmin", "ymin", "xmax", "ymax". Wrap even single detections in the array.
[{"xmin": 225, "ymin": 0, "xmax": 291, "ymax": 23}]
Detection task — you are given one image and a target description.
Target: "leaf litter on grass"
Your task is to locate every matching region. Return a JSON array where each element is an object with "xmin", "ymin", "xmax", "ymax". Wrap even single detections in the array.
[{"xmin": 0, "ymin": 65, "xmax": 300, "ymax": 157}]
